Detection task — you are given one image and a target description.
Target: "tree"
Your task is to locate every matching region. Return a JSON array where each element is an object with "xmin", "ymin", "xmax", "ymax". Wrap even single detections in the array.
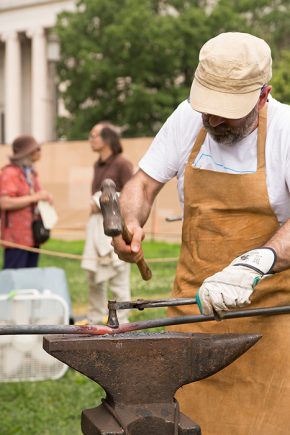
[
  {"xmin": 271, "ymin": 51, "xmax": 290, "ymax": 104},
  {"xmin": 56, "ymin": 0, "xmax": 185, "ymax": 138},
  {"xmin": 56, "ymin": 0, "xmax": 290, "ymax": 139}
]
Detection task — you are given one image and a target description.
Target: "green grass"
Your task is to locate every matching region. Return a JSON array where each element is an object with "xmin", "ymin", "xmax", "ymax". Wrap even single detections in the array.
[{"xmin": 0, "ymin": 239, "xmax": 180, "ymax": 435}]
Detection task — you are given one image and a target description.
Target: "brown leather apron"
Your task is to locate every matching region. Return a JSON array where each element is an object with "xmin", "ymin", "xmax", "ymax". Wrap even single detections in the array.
[{"xmin": 167, "ymin": 107, "xmax": 290, "ymax": 435}]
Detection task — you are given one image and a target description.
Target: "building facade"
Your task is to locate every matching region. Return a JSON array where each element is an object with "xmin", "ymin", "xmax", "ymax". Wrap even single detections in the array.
[{"xmin": 0, "ymin": 0, "xmax": 75, "ymax": 144}]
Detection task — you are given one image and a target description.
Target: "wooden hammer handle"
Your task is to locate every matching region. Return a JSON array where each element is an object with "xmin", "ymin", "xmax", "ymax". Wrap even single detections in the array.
[{"xmin": 122, "ymin": 221, "xmax": 152, "ymax": 281}]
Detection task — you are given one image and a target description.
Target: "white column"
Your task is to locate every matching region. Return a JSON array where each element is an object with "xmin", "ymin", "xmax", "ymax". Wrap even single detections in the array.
[
  {"xmin": 27, "ymin": 27, "xmax": 47, "ymax": 142},
  {"xmin": 2, "ymin": 31, "xmax": 22, "ymax": 144}
]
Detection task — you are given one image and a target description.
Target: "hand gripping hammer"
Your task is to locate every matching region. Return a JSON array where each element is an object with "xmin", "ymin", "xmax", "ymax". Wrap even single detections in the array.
[{"xmin": 100, "ymin": 178, "xmax": 152, "ymax": 281}]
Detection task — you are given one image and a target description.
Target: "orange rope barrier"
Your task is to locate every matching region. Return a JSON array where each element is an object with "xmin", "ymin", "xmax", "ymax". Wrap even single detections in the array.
[{"xmin": 0, "ymin": 240, "xmax": 178, "ymax": 263}]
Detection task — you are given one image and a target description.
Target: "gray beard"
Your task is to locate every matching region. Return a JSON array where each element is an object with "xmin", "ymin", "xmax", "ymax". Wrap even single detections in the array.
[{"xmin": 202, "ymin": 106, "xmax": 258, "ymax": 146}]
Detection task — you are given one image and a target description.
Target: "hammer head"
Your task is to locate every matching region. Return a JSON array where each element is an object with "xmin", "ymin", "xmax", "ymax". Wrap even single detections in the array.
[{"xmin": 100, "ymin": 178, "xmax": 123, "ymax": 237}]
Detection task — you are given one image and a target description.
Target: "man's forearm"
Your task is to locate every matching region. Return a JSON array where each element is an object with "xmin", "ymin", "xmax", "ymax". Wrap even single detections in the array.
[
  {"xmin": 264, "ymin": 219, "xmax": 290, "ymax": 272},
  {"xmin": 120, "ymin": 182, "xmax": 151, "ymax": 227},
  {"xmin": 119, "ymin": 170, "xmax": 163, "ymax": 228},
  {"xmin": 111, "ymin": 170, "xmax": 163, "ymax": 263}
]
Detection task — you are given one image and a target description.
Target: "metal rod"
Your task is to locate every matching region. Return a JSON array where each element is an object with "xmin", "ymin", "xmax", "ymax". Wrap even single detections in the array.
[
  {"xmin": 136, "ymin": 298, "xmax": 197, "ymax": 309},
  {"xmin": 165, "ymin": 216, "xmax": 182, "ymax": 222},
  {"xmin": 117, "ymin": 304, "xmax": 290, "ymax": 333},
  {"xmin": 0, "ymin": 324, "xmax": 112, "ymax": 335},
  {"xmin": 1, "ymin": 305, "xmax": 290, "ymax": 335},
  {"xmin": 109, "ymin": 298, "xmax": 197, "ymax": 311}
]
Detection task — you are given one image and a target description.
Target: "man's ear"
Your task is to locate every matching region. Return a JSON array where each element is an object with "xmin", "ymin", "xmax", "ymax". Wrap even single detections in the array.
[{"xmin": 258, "ymin": 85, "xmax": 272, "ymax": 110}]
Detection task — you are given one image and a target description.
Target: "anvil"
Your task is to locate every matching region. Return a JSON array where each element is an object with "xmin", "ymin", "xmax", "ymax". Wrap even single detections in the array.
[{"xmin": 44, "ymin": 331, "xmax": 260, "ymax": 434}]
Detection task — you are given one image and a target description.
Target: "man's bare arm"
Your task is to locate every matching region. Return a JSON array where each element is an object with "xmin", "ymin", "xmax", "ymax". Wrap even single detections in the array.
[
  {"xmin": 113, "ymin": 169, "xmax": 164, "ymax": 262},
  {"xmin": 120, "ymin": 169, "xmax": 164, "ymax": 227},
  {"xmin": 264, "ymin": 219, "xmax": 290, "ymax": 271}
]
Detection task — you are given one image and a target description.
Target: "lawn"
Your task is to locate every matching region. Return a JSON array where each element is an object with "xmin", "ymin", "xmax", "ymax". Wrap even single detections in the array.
[{"xmin": 0, "ymin": 239, "xmax": 180, "ymax": 435}]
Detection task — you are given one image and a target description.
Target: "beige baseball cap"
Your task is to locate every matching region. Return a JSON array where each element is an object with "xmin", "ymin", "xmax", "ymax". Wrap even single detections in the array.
[{"xmin": 190, "ymin": 32, "xmax": 272, "ymax": 119}]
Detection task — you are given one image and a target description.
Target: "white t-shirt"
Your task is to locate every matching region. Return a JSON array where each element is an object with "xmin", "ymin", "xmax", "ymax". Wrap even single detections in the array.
[{"xmin": 139, "ymin": 96, "xmax": 290, "ymax": 224}]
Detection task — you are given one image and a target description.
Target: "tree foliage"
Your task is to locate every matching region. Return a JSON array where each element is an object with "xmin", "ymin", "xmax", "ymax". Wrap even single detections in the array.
[{"xmin": 56, "ymin": 0, "xmax": 290, "ymax": 139}]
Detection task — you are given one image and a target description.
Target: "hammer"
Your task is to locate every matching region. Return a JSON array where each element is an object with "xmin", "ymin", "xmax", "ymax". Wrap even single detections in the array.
[{"xmin": 100, "ymin": 178, "xmax": 152, "ymax": 281}]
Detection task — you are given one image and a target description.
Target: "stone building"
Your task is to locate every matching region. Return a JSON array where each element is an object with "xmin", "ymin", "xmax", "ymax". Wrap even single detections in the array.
[{"xmin": 0, "ymin": 0, "xmax": 75, "ymax": 144}]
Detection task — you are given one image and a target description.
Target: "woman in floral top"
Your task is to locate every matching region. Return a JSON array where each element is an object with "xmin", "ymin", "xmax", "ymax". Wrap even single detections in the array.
[{"xmin": 0, "ymin": 135, "xmax": 53, "ymax": 269}]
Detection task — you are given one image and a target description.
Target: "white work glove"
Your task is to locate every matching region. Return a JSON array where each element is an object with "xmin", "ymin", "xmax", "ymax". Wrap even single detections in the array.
[{"xmin": 196, "ymin": 248, "xmax": 276, "ymax": 316}]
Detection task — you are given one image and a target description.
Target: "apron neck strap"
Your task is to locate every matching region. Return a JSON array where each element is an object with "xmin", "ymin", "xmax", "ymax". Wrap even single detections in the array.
[{"xmin": 257, "ymin": 103, "xmax": 267, "ymax": 170}]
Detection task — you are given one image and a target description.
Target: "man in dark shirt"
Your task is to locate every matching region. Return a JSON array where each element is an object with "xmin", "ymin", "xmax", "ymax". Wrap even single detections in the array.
[{"xmin": 81, "ymin": 122, "xmax": 133, "ymax": 324}]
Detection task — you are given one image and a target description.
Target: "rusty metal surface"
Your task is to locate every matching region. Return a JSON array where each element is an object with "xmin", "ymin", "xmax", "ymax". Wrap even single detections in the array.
[
  {"xmin": 44, "ymin": 331, "xmax": 261, "ymax": 434},
  {"xmin": 99, "ymin": 178, "xmax": 123, "ymax": 238}
]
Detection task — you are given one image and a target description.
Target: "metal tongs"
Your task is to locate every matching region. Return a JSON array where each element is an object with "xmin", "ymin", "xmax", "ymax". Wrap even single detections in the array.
[{"xmin": 107, "ymin": 297, "xmax": 198, "ymax": 328}]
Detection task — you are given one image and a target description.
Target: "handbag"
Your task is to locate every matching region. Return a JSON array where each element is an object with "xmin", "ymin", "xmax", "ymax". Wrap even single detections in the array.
[
  {"xmin": 22, "ymin": 167, "xmax": 51, "ymax": 245},
  {"xmin": 32, "ymin": 217, "xmax": 50, "ymax": 245}
]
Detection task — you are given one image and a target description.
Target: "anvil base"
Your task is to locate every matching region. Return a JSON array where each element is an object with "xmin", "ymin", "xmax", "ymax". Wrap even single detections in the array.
[{"xmin": 82, "ymin": 402, "xmax": 201, "ymax": 434}]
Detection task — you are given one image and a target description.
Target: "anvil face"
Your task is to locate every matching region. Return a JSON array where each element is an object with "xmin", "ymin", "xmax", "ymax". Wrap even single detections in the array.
[{"xmin": 44, "ymin": 331, "xmax": 260, "ymax": 405}]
